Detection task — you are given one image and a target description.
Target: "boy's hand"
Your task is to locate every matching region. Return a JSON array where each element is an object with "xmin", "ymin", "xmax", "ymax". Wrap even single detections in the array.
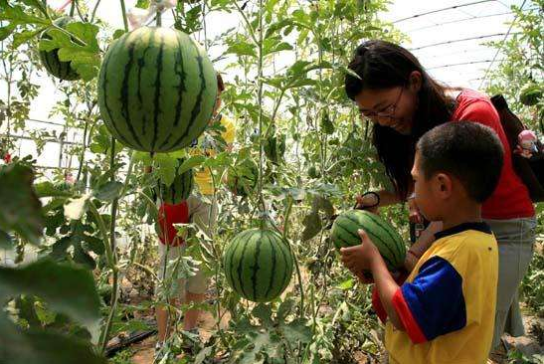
[{"xmin": 340, "ymin": 229, "xmax": 381, "ymax": 282}]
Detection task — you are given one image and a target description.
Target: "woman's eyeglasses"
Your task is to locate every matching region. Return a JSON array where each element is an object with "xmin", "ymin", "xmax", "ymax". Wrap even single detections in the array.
[{"xmin": 360, "ymin": 86, "xmax": 404, "ymax": 120}]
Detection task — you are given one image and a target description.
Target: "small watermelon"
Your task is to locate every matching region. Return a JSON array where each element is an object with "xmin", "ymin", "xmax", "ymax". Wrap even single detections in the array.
[
  {"xmin": 331, "ymin": 210, "xmax": 406, "ymax": 271},
  {"xmin": 307, "ymin": 165, "xmax": 320, "ymax": 179},
  {"xmin": 39, "ymin": 17, "xmax": 80, "ymax": 81},
  {"xmin": 223, "ymin": 228, "xmax": 294, "ymax": 302},
  {"xmin": 156, "ymin": 159, "xmax": 194, "ymax": 204},
  {"xmin": 519, "ymin": 83, "xmax": 542, "ymax": 106},
  {"xmin": 97, "ymin": 27, "xmax": 218, "ymax": 153},
  {"xmin": 227, "ymin": 159, "xmax": 258, "ymax": 197}
]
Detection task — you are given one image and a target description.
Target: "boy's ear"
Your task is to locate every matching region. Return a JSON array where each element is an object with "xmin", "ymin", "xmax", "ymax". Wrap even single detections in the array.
[{"xmin": 434, "ymin": 173, "xmax": 453, "ymax": 198}]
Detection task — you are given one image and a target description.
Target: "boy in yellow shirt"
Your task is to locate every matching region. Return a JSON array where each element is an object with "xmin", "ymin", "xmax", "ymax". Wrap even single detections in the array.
[{"xmin": 341, "ymin": 122, "xmax": 503, "ymax": 363}]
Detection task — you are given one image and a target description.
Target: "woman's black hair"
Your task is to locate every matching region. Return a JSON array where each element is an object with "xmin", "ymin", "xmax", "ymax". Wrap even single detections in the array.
[{"xmin": 345, "ymin": 40, "xmax": 457, "ymax": 200}]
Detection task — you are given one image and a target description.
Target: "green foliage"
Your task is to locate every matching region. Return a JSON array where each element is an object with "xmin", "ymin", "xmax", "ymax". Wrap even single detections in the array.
[
  {"xmin": 39, "ymin": 21, "xmax": 101, "ymax": 80},
  {"xmin": 0, "ymin": 163, "xmax": 43, "ymax": 245}
]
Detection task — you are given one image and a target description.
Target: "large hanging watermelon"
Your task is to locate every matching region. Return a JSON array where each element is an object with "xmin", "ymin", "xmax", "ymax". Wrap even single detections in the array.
[
  {"xmin": 223, "ymin": 228, "xmax": 294, "ymax": 302},
  {"xmin": 156, "ymin": 159, "xmax": 194, "ymax": 204},
  {"xmin": 97, "ymin": 27, "xmax": 218, "ymax": 153},
  {"xmin": 39, "ymin": 17, "xmax": 80, "ymax": 81},
  {"xmin": 331, "ymin": 210, "xmax": 406, "ymax": 271}
]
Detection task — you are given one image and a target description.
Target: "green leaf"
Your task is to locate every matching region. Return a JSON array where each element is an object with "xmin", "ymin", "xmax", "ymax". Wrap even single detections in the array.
[
  {"xmin": 263, "ymin": 38, "xmax": 293, "ymax": 56},
  {"xmin": 15, "ymin": 296, "xmax": 41, "ymax": 328},
  {"xmin": 154, "ymin": 154, "xmax": 178, "ymax": 187},
  {"xmin": 112, "ymin": 29, "xmax": 126, "ymax": 40},
  {"xmin": 265, "ymin": 19, "xmax": 294, "ymax": 38},
  {"xmin": 0, "ymin": 23, "xmax": 16, "ymax": 41},
  {"xmin": 73, "ymin": 244, "xmax": 96, "ymax": 270},
  {"xmin": 252, "ymin": 304, "xmax": 273, "ymax": 327},
  {"xmin": 135, "ymin": 0, "xmax": 150, "ymax": 8},
  {"xmin": 313, "ymin": 195, "xmax": 334, "ymax": 219},
  {"xmin": 0, "ymin": 259, "xmax": 101, "ymax": 329},
  {"xmin": 287, "ymin": 60, "xmax": 312, "ymax": 77},
  {"xmin": 0, "ymin": 164, "xmax": 44, "ymax": 245},
  {"xmin": 0, "ymin": 1, "xmax": 51, "ymax": 27},
  {"xmin": 338, "ymin": 64, "xmax": 361, "ymax": 80},
  {"xmin": 176, "ymin": 155, "xmax": 207, "ymax": 175},
  {"xmin": 280, "ymin": 318, "xmax": 312, "ymax": 344},
  {"xmin": 20, "ymin": 0, "xmax": 49, "ymax": 17},
  {"xmin": 337, "ymin": 278, "xmax": 354, "ymax": 290},
  {"xmin": 320, "ymin": 110, "xmax": 335, "ymax": 135},
  {"xmin": 82, "ymin": 235, "xmax": 105, "ymax": 255},
  {"xmin": 301, "ymin": 211, "xmax": 321, "ymax": 241},
  {"xmin": 94, "ymin": 181, "xmax": 123, "ymax": 201},
  {"xmin": 226, "ymin": 40, "xmax": 256, "ymax": 57},
  {"xmin": 40, "ymin": 22, "xmax": 101, "ymax": 81},
  {"xmin": 35, "ymin": 181, "xmax": 72, "ymax": 198},
  {"xmin": 0, "ymin": 315, "xmax": 106, "ymax": 364},
  {"xmin": 277, "ymin": 299, "xmax": 294, "ymax": 321}
]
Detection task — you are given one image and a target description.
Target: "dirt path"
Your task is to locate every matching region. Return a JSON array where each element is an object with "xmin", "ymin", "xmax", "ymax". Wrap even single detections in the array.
[{"xmin": 130, "ymin": 308, "xmax": 231, "ymax": 364}]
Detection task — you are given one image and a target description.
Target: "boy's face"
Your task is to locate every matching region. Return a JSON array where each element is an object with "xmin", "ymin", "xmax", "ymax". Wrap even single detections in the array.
[{"xmin": 411, "ymin": 151, "xmax": 452, "ymax": 221}]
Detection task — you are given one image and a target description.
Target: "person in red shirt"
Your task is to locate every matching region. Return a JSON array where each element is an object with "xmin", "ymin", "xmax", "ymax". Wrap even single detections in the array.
[{"xmin": 343, "ymin": 40, "xmax": 536, "ymax": 354}]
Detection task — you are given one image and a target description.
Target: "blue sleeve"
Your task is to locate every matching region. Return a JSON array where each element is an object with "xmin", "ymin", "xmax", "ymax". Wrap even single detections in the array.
[{"xmin": 397, "ymin": 256, "xmax": 467, "ymax": 342}]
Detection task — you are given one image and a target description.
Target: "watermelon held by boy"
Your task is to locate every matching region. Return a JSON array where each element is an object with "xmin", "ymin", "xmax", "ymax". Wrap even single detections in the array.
[
  {"xmin": 39, "ymin": 17, "xmax": 80, "ymax": 81},
  {"xmin": 330, "ymin": 210, "xmax": 406, "ymax": 271},
  {"xmin": 222, "ymin": 228, "xmax": 294, "ymax": 302},
  {"xmin": 97, "ymin": 27, "xmax": 218, "ymax": 153}
]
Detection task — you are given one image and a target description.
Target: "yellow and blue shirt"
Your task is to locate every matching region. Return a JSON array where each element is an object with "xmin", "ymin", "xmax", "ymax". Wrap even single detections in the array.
[
  {"xmin": 190, "ymin": 114, "xmax": 235, "ymax": 195},
  {"xmin": 385, "ymin": 222, "xmax": 498, "ymax": 364}
]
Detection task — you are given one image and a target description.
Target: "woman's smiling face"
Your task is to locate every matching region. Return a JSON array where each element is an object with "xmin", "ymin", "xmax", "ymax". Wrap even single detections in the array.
[{"xmin": 354, "ymin": 72, "xmax": 421, "ymax": 135}]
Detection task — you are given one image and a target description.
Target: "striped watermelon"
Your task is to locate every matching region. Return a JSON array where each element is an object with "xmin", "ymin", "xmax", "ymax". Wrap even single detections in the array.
[
  {"xmin": 156, "ymin": 159, "xmax": 194, "ymax": 204},
  {"xmin": 39, "ymin": 17, "xmax": 80, "ymax": 81},
  {"xmin": 97, "ymin": 27, "xmax": 218, "ymax": 153},
  {"xmin": 331, "ymin": 210, "xmax": 406, "ymax": 271},
  {"xmin": 223, "ymin": 228, "xmax": 294, "ymax": 302}
]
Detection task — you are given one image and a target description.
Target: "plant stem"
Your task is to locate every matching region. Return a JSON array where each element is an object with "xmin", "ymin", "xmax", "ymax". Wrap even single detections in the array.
[
  {"xmin": 75, "ymin": 118, "xmax": 89, "ymax": 183},
  {"xmin": 156, "ymin": 11, "xmax": 162, "ymax": 26},
  {"xmin": 233, "ymin": 1, "xmax": 259, "ymax": 45},
  {"xmin": 98, "ymin": 137, "xmax": 120, "ymax": 352},
  {"xmin": 120, "ymin": 0, "xmax": 129, "ymax": 31},
  {"xmin": 91, "ymin": 0, "xmax": 103, "ymax": 23},
  {"xmin": 88, "ymin": 203, "xmax": 116, "ymax": 270},
  {"xmin": 69, "ymin": 0, "xmax": 76, "ymax": 16},
  {"xmin": 282, "ymin": 197, "xmax": 305, "ymax": 315},
  {"xmin": 256, "ymin": 0, "xmax": 265, "ymax": 219}
]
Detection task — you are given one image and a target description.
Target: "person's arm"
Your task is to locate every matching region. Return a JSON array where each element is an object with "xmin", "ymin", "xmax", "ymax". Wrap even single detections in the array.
[
  {"xmin": 340, "ymin": 230, "xmax": 405, "ymax": 329},
  {"xmin": 404, "ymin": 221, "xmax": 443, "ymax": 272},
  {"xmin": 356, "ymin": 190, "xmax": 402, "ymax": 213},
  {"xmin": 369, "ymin": 254, "xmax": 405, "ymax": 330}
]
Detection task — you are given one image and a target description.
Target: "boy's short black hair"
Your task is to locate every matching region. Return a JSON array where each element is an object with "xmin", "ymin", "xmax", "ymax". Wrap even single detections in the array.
[{"xmin": 416, "ymin": 122, "xmax": 504, "ymax": 203}]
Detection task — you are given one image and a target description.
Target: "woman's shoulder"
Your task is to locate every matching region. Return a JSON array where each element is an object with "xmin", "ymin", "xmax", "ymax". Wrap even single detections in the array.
[{"xmin": 451, "ymin": 88, "xmax": 498, "ymax": 123}]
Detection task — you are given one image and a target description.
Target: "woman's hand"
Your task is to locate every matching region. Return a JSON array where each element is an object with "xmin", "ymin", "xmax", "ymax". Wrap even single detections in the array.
[
  {"xmin": 408, "ymin": 196, "xmax": 423, "ymax": 224},
  {"xmin": 355, "ymin": 193, "xmax": 380, "ymax": 214},
  {"xmin": 404, "ymin": 221, "xmax": 443, "ymax": 272}
]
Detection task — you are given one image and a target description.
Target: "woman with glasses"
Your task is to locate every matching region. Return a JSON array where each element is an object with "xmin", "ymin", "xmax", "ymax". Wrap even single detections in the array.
[{"xmin": 344, "ymin": 40, "xmax": 536, "ymax": 356}]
